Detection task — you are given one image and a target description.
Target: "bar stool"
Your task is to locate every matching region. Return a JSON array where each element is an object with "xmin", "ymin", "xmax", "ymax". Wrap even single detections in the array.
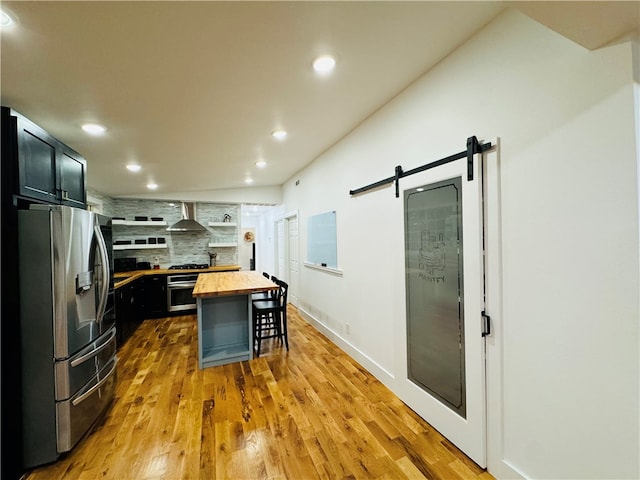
[{"xmin": 252, "ymin": 279, "xmax": 288, "ymax": 357}]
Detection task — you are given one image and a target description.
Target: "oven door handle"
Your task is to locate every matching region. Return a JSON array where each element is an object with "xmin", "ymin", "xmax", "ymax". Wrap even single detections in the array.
[{"xmin": 167, "ymin": 282, "xmax": 196, "ymax": 288}]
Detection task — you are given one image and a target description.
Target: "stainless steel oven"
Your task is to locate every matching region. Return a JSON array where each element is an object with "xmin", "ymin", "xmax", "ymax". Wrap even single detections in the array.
[{"xmin": 167, "ymin": 274, "xmax": 198, "ymax": 312}]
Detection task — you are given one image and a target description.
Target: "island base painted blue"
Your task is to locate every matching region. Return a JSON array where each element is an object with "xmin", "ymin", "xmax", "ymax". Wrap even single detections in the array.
[{"xmin": 197, "ymin": 294, "xmax": 253, "ymax": 368}]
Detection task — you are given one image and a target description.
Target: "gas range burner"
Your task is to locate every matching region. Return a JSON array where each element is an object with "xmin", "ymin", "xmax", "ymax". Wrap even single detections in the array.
[{"xmin": 168, "ymin": 263, "xmax": 209, "ymax": 270}]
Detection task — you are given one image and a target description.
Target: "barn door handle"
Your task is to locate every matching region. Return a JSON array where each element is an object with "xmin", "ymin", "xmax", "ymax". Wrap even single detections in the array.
[{"xmin": 481, "ymin": 311, "xmax": 491, "ymax": 337}]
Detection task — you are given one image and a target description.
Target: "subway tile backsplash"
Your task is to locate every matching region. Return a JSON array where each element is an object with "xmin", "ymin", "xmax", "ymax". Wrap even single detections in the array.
[{"xmin": 109, "ymin": 197, "xmax": 239, "ymax": 269}]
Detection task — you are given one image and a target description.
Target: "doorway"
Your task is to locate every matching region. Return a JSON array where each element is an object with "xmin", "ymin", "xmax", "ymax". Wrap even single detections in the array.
[{"xmin": 274, "ymin": 212, "xmax": 299, "ymax": 307}]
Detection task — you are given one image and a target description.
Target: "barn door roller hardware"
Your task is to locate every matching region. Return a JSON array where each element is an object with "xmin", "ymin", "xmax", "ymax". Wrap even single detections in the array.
[{"xmin": 349, "ymin": 136, "xmax": 492, "ymax": 198}]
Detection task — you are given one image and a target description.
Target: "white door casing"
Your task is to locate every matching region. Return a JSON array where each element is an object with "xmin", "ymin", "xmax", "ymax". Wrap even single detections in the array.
[
  {"xmin": 287, "ymin": 215, "xmax": 299, "ymax": 307},
  {"xmin": 483, "ymin": 141, "xmax": 524, "ymax": 479},
  {"xmin": 276, "ymin": 219, "xmax": 286, "ymax": 281}
]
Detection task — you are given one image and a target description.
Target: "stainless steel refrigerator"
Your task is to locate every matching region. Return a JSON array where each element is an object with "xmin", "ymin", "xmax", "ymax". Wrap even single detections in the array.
[{"xmin": 18, "ymin": 204, "xmax": 117, "ymax": 468}]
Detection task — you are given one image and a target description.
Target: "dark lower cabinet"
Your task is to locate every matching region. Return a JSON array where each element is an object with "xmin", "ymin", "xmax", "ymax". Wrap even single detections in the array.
[
  {"xmin": 115, "ymin": 282, "xmax": 140, "ymax": 348},
  {"xmin": 114, "ymin": 275, "xmax": 171, "ymax": 349},
  {"xmin": 137, "ymin": 275, "xmax": 167, "ymax": 319}
]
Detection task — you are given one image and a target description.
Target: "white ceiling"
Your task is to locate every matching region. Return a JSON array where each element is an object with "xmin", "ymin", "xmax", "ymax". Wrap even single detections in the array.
[{"xmin": 1, "ymin": 1, "xmax": 637, "ymax": 200}]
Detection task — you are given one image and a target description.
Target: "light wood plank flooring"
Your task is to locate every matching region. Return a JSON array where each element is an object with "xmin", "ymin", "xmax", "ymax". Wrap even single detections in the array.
[{"xmin": 25, "ymin": 306, "xmax": 494, "ymax": 480}]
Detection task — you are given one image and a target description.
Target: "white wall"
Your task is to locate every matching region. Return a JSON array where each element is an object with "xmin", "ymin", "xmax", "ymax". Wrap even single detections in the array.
[{"xmin": 281, "ymin": 9, "xmax": 639, "ymax": 480}]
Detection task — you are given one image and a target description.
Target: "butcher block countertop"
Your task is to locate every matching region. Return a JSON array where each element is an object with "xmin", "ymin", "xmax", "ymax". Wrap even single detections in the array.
[
  {"xmin": 192, "ymin": 271, "xmax": 277, "ymax": 298},
  {"xmin": 113, "ymin": 265, "xmax": 241, "ymax": 289}
]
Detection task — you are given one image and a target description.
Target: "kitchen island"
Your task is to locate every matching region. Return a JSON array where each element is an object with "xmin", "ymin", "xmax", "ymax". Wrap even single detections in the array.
[{"xmin": 192, "ymin": 271, "xmax": 277, "ymax": 368}]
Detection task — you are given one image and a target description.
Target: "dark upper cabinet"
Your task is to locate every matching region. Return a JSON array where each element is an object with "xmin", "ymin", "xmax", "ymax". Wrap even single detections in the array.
[
  {"xmin": 57, "ymin": 147, "xmax": 87, "ymax": 207},
  {"xmin": 16, "ymin": 115, "xmax": 58, "ymax": 203},
  {"xmin": 3, "ymin": 107, "xmax": 87, "ymax": 208}
]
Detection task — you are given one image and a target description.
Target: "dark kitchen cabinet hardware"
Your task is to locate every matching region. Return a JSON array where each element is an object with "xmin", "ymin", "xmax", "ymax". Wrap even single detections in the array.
[{"xmin": 2, "ymin": 107, "xmax": 87, "ymax": 208}]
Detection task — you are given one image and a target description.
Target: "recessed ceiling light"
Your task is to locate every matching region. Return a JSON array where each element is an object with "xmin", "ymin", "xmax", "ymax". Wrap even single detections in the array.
[
  {"xmin": 126, "ymin": 164, "xmax": 141, "ymax": 172},
  {"xmin": 313, "ymin": 54, "xmax": 336, "ymax": 74},
  {"xmin": 81, "ymin": 123, "xmax": 107, "ymax": 135},
  {"xmin": 146, "ymin": 182, "xmax": 158, "ymax": 190},
  {"xmin": 245, "ymin": 177, "xmax": 254, "ymax": 185},
  {"xmin": 271, "ymin": 130, "xmax": 287, "ymax": 140},
  {"xmin": 1, "ymin": 10, "xmax": 14, "ymax": 28},
  {"xmin": 255, "ymin": 160, "xmax": 267, "ymax": 168}
]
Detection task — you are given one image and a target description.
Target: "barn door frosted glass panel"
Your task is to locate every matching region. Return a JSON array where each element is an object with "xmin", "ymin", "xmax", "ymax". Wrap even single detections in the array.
[{"xmin": 405, "ymin": 177, "xmax": 466, "ymax": 418}]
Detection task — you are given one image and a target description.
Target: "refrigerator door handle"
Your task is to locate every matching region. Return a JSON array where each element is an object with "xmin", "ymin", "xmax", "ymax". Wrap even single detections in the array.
[
  {"xmin": 70, "ymin": 328, "xmax": 116, "ymax": 368},
  {"xmin": 71, "ymin": 358, "xmax": 117, "ymax": 407},
  {"xmin": 94, "ymin": 224, "xmax": 109, "ymax": 324}
]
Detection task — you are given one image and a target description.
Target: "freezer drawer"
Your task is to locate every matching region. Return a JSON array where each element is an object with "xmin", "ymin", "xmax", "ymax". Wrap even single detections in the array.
[
  {"xmin": 55, "ymin": 327, "xmax": 116, "ymax": 401},
  {"xmin": 56, "ymin": 356, "xmax": 117, "ymax": 452}
]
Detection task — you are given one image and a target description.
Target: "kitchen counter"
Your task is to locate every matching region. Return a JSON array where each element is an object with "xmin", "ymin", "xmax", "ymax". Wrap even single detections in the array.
[
  {"xmin": 192, "ymin": 270, "xmax": 276, "ymax": 298},
  {"xmin": 113, "ymin": 265, "xmax": 241, "ymax": 289}
]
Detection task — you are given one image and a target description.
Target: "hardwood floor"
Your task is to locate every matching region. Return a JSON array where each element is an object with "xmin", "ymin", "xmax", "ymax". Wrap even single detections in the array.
[{"xmin": 25, "ymin": 306, "xmax": 494, "ymax": 480}]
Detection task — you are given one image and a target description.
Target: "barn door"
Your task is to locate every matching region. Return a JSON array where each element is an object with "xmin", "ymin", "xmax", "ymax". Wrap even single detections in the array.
[{"xmin": 402, "ymin": 153, "xmax": 486, "ymax": 467}]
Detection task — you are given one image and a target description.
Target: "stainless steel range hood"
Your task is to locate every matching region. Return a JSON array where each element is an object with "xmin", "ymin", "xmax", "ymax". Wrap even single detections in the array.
[{"xmin": 166, "ymin": 202, "xmax": 207, "ymax": 232}]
